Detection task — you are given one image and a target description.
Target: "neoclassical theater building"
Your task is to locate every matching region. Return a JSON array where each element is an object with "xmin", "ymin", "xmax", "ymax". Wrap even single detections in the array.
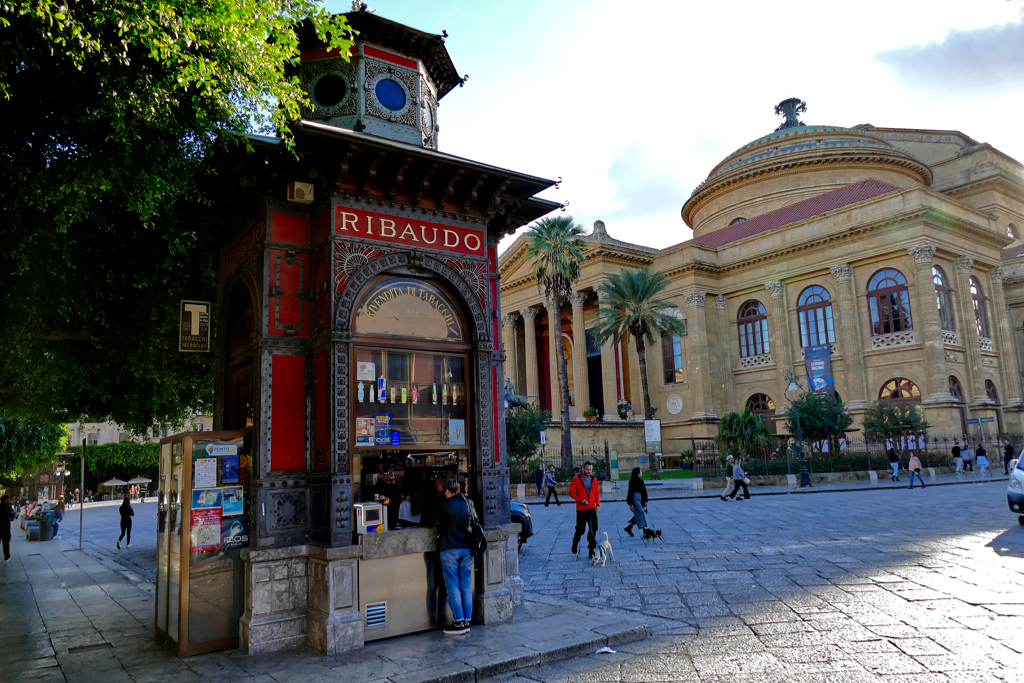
[{"xmin": 498, "ymin": 100, "xmax": 1024, "ymax": 441}]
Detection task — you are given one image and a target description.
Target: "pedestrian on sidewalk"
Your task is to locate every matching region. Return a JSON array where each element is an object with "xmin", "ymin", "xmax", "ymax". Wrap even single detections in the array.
[
  {"xmin": 908, "ymin": 452, "xmax": 926, "ymax": 489},
  {"xmin": 569, "ymin": 461, "xmax": 601, "ymax": 557},
  {"xmin": 720, "ymin": 455, "xmax": 735, "ymax": 500},
  {"xmin": 623, "ymin": 467, "xmax": 649, "ymax": 537},
  {"xmin": 976, "ymin": 443, "xmax": 989, "ymax": 475},
  {"xmin": 887, "ymin": 448, "xmax": 900, "ymax": 482},
  {"xmin": 435, "ymin": 478, "xmax": 474, "ymax": 635},
  {"xmin": 1005, "ymin": 440, "xmax": 1016, "ymax": 475},
  {"xmin": 52, "ymin": 496, "xmax": 65, "ymax": 535},
  {"xmin": 953, "ymin": 440, "xmax": 963, "ymax": 475},
  {"xmin": 962, "ymin": 444, "xmax": 975, "ymax": 472},
  {"xmin": 117, "ymin": 495, "xmax": 134, "ymax": 550},
  {"xmin": 534, "ymin": 463, "xmax": 545, "ymax": 498},
  {"xmin": 727, "ymin": 457, "xmax": 751, "ymax": 500},
  {"xmin": 543, "ymin": 464, "xmax": 561, "ymax": 506},
  {"xmin": 1, "ymin": 494, "xmax": 14, "ymax": 562}
]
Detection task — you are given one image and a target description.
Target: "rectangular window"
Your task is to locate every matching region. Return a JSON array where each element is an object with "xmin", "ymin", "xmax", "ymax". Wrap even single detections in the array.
[{"xmin": 662, "ymin": 335, "xmax": 684, "ymax": 384}]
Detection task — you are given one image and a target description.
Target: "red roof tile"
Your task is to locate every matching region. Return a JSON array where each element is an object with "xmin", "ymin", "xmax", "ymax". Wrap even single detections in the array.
[{"xmin": 693, "ymin": 178, "xmax": 901, "ymax": 248}]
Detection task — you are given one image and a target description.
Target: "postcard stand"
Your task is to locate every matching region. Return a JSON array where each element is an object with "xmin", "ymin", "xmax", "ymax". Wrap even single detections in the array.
[{"xmin": 154, "ymin": 431, "xmax": 250, "ymax": 656}]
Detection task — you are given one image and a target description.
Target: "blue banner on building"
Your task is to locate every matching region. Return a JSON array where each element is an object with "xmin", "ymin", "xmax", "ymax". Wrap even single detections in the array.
[{"xmin": 804, "ymin": 344, "xmax": 834, "ymax": 397}]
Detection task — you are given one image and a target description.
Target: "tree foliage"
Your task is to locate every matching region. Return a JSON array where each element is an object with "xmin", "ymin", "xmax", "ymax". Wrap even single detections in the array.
[
  {"xmin": 0, "ymin": 1, "xmax": 355, "ymax": 431},
  {"xmin": 524, "ymin": 215, "xmax": 586, "ymax": 471},
  {"xmin": 64, "ymin": 442, "xmax": 160, "ymax": 490},
  {"xmin": 784, "ymin": 392, "xmax": 854, "ymax": 452},
  {"xmin": 505, "ymin": 404, "xmax": 551, "ymax": 455},
  {"xmin": 0, "ymin": 415, "xmax": 67, "ymax": 480},
  {"xmin": 862, "ymin": 400, "xmax": 930, "ymax": 454},
  {"xmin": 716, "ymin": 408, "xmax": 772, "ymax": 458}
]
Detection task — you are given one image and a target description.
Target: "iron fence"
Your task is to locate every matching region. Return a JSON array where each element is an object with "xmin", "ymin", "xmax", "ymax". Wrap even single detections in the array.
[{"xmin": 508, "ymin": 442, "xmax": 609, "ymax": 485}]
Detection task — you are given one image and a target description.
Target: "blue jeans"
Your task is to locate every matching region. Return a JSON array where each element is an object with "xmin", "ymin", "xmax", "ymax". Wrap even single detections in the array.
[
  {"xmin": 631, "ymin": 493, "xmax": 647, "ymax": 529},
  {"xmin": 909, "ymin": 470, "xmax": 925, "ymax": 488},
  {"xmin": 440, "ymin": 548, "xmax": 473, "ymax": 622}
]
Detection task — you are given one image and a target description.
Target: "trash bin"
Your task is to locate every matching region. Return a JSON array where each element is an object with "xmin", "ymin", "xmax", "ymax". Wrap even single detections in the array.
[{"xmin": 38, "ymin": 515, "xmax": 54, "ymax": 541}]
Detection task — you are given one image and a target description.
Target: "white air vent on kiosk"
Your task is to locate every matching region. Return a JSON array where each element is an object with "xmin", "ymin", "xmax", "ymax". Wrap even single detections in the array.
[
  {"xmin": 366, "ymin": 602, "xmax": 387, "ymax": 628},
  {"xmin": 287, "ymin": 181, "xmax": 314, "ymax": 204}
]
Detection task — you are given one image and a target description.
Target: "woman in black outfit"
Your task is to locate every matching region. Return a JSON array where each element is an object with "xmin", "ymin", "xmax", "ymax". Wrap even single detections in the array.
[
  {"xmin": 623, "ymin": 467, "xmax": 649, "ymax": 537},
  {"xmin": 117, "ymin": 495, "xmax": 134, "ymax": 550}
]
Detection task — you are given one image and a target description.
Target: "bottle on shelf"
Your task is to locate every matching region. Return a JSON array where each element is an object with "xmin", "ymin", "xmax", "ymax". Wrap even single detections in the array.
[
  {"xmin": 432, "ymin": 384, "xmax": 438, "ymax": 405},
  {"xmin": 357, "ymin": 381, "xmax": 364, "ymax": 403}
]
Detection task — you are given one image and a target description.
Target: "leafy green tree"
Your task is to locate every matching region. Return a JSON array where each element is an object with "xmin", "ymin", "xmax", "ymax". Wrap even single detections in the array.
[
  {"xmin": 505, "ymin": 404, "xmax": 552, "ymax": 481},
  {"xmin": 524, "ymin": 216, "xmax": 586, "ymax": 471},
  {"xmin": 716, "ymin": 408, "xmax": 772, "ymax": 461},
  {"xmin": 784, "ymin": 392, "xmax": 854, "ymax": 454},
  {"xmin": 0, "ymin": 415, "xmax": 67, "ymax": 480},
  {"xmin": 0, "ymin": 1, "xmax": 355, "ymax": 431},
  {"xmin": 591, "ymin": 266, "xmax": 687, "ymax": 477},
  {"xmin": 862, "ymin": 400, "xmax": 930, "ymax": 456},
  {"xmin": 64, "ymin": 442, "xmax": 160, "ymax": 492}
]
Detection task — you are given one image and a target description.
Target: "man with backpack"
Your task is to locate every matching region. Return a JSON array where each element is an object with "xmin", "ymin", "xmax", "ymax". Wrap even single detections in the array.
[
  {"xmin": 569, "ymin": 461, "xmax": 601, "ymax": 558},
  {"xmin": 435, "ymin": 478, "xmax": 477, "ymax": 635}
]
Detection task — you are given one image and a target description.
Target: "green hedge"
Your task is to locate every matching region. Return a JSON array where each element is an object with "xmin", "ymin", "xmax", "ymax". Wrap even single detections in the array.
[{"xmin": 64, "ymin": 442, "xmax": 159, "ymax": 490}]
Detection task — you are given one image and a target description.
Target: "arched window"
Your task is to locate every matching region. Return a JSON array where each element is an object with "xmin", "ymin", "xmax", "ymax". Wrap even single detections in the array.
[
  {"xmin": 986, "ymin": 380, "xmax": 999, "ymax": 403},
  {"xmin": 948, "ymin": 376, "xmax": 964, "ymax": 401},
  {"xmin": 970, "ymin": 276, "xmax": 990, "ymax": 338},
  {"xmin": 746, "ymin": 393, "xmax": 777, "ymax": 434},
  {"xmin": 737, "ymin": 300, "xmax": 769, "ymax": 358},
  {"xmin": 797, "ymin": 286, "xmax": 835, "ymax": 347},
  {"xmin": 932, "ymin": 266, "xmax": 955, "ymax": 332},
  {"xmin": 880, "ymin": 378, "xmax": 922, "ymax": 404},
  {"xmin": 729, "ymin": 217, "xmax": 746, "ymax": 225},
  {"xmin": 867, "ymin": 269, "xmax": 912, "ymax": 336},
  {"xmin": 1009, "ymin": 224, "xmax": 1019, "ymax": 240}
]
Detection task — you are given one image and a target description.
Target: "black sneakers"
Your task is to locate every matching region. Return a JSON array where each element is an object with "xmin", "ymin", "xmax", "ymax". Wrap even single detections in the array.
[
  {"xmin": 116, "ymin": 541, "xmax": 120, "ymax": 550},
  {"xmin": 443, "ymin": 621, "xmax": 469, "ymax": 635},
  {"xmin": 571, "ymin": 540, "xmax": 578, "ymax": 554},
  {"xmin": 624, "ymin": 525, "xmax": 634, "ymax": 537}
]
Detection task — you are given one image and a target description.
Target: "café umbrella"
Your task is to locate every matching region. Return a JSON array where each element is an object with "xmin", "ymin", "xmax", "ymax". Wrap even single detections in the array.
[
  {"xmin": 127, "ymin": 477, "xmax": 152, "ymax": 485},
  {"xmin": 102, "ymin": 478, "xmax": 128, "ymax": 487}
]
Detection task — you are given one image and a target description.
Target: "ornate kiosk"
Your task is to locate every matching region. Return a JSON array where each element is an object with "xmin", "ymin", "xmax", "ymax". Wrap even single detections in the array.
[{"xmin": 204, "ymin": 10, "xmax": 559, "ymax": 654}]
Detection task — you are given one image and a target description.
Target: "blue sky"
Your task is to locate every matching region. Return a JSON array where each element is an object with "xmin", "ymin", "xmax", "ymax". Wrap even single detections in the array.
[{"xmin": 326, "ymin": 1, "xmax": 1024, "ymax": 251}]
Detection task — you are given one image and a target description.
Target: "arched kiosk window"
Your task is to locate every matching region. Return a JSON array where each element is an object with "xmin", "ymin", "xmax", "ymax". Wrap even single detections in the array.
[
  {"xmin": 933, "ymin": 266, "xmax": 955, "ymax": 332},
  {"xmin": 970, "ymin": 276, "xmax": 990, "ymax": 339},
  {"xmin": 867, "ymin": 269, "xmax": 912, "ymax": 336},
  {"xmin": 797, "ymin": 286, "xmax": 835, "ymax": 347},
  {"xmin": 352, "ymin": 277, "xmax": 472, "ymax": 511},
  {"xmin": 738, "ymin": 300, "xmax": 769, "ymax": 358},
  {"xmin": 879, "ymin": 378, "xmax": 921, "ymax": 404}
]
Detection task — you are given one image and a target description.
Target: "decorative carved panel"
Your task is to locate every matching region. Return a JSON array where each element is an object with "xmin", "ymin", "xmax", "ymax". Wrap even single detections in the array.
[
  {"xmin": 738, "ymin": 353, "xmax": 772, "ymax": 369},
  {"xmin": 268, "ymin": 490, "xmax": 307, "ymax": 531},
  {"xmin": 870, "ymin": 331, "xmax": 916, "ymax": 349}
]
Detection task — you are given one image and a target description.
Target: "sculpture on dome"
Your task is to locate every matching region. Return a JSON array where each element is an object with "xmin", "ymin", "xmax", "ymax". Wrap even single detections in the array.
[{"xmin": 774, "ymin": 98, "xmax": 807, "ymax": 131}]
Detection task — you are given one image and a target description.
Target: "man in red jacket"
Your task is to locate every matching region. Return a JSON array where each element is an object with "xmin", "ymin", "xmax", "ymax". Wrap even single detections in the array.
[{"xmin": 569, "ymin": 461, "xmax": 601, "ymax": 557}]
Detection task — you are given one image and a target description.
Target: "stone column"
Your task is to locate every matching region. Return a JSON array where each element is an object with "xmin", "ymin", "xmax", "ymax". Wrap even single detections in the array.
[
  {"xmin": 764, "ymin": 280, "xmax": 794, "ymax": 402},
  {"xmin": 715, "ymin": 294, "xmax": 736, "ymax": 411},
  {"xmin": 685, "ymin": 290, "xmax": 716, "ymax": 420},
  {"xmin": 908, "ymin": 244, "xmax": 952, "ymax": 402},
  {"xmin": 989, "ymin": 267, "xmax": 1022, "ymax": 406},
  {"xmin": 955, "ymin": 256, "xmax": 987, "ymax": 403},
  {"xmin": 830, "ymin": 264, "xmax": 868, "ymax": 409},
  {"xmin": 521, "ymin": 307, "xmax": 540, "ymax": 402},
  {"xmin": 501, "ymin": 313, "xmax": 519, "ymax": 388},
  {"xmin": 596, "ymin": 289, "xmax": 620, "ymax": 420},
  {"xmin": 543, "ymin": 296, "xmax": 562, "ymax": 419},
  {"xmin": 569, "ymin": 291, "xmax": 591, "ymax": 417}
]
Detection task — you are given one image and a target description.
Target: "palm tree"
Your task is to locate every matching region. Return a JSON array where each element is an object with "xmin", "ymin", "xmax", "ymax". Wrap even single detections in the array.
[
  {"xmin": 590, "ymin": 266, "xmax": 687, "ymax": 477},
  {"xmin": 524, "ymin": 215, "xmax": 586, "ymax": 472},
  {"xmin": 716, "ymin": 408, "xmax": 772, "ymax": 464}
]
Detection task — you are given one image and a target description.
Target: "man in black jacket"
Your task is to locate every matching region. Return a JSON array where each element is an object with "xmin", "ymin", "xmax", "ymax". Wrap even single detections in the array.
[
  {"xmin": 1005, "ymin": 440, "xmax": 1016, "ymax": 475},
  {"xmin": 1, "ymin": 494, "xmax": 14, "ymax": 562},
  {"xmin": 436, "ymin": 479, "xmax": 475, "ymax": 635}
]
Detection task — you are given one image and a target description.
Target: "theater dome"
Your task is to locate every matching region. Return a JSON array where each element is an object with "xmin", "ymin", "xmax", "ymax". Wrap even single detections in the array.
[{"xmin": 682, "ymin": 99, "xmax": 933, "ymax": 238}]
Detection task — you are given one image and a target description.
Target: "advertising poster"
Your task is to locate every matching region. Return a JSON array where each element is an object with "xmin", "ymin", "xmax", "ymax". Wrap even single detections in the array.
[
  {"xmin": 191, "ymin": 507, "xmax": 222, "ymax": 552},
  {"xmin": 356, "ymin": 418, "xmax": 374, "ymax": 446},
  {"xmin": 221, "ymin": 453, "xmax": 240, "ymax": 484},
  {"xmin": 644, "ymin": 419, "xmax": 662, "ymax": 453},
  {"xmin": 221, "ymin": 516, "xmax": 250, "ymax": 550},
  {"xmin": 194, "ymin": 458, "xmax": 218, "ymax": 489},
  {"xmin": 448, "ymin": 419, "xmax": 466, "ymax": 446},
  {"xmin": 221, "ymin": 486, "xmax": 244, "ymax": 516},
  {"xmin": 192, "ymin": 488, "xmax": 222, "ymax": 510},
  {"xmin": 804, "ymin": 344, "xmax": 835, "ymax": 397},
  {"xmin": 374, "ymin": 414, "xmax": 392, "ymax": 446},
  {"xmin": 356, "ymin": 361, "xmax": 375, "ymax": 381}
]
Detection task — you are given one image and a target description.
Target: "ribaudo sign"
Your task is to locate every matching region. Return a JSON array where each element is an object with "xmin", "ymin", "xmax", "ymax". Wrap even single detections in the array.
[{"xmin": 335, "ymin": 206, "xmax": 485, "ymax": 258}]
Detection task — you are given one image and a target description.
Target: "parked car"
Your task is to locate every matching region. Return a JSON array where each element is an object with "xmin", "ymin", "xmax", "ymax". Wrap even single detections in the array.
[
  {"xmin": 510, "ymin": 500, "xmax": 533, "ymax": 550},
  {"xmin": 1008, "ymin": 458, "xmax": 1024, "ymax": 525}
]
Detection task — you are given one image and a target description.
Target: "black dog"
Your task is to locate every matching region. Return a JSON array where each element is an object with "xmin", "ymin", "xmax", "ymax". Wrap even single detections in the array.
[{"xmin": 641, "ymin": 527, "xmax": 664, "ymax": 544}]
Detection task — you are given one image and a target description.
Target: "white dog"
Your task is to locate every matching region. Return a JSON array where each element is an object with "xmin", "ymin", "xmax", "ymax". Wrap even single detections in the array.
[{"xmin": 591, "ymin": 532, "xmax": 615, "ymax": 567}]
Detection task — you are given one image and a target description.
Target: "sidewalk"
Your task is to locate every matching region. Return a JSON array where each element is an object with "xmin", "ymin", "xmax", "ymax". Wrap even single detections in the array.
[
  {"xmin": 0, "ymin": 530, "xmax": 647, "ymax": 683},
  {"xmin": 520, "ymin": 469, "xmax": 1011, "ymax": 504}
]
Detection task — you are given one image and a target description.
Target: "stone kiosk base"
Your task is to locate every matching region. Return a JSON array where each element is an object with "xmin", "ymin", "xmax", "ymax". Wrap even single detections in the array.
[{"xmin": 240, "ymin": 524, "xmax": 521, "ymax": 655}]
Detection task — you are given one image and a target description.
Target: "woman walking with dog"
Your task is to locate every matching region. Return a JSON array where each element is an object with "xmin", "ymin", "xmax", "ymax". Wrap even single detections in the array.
[{"xmin": 623, "ymin": 467, "xmax": 649, "ymax": 537}]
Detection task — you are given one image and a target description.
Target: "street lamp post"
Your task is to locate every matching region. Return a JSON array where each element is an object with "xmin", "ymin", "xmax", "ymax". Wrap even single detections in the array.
[
  {"xmin": 784, "ymin": 372, "xmax": 813, "ymax": 488},
  {"xmin": 59, "ymin": 441, "xmax": 85, "ymax": 551}
]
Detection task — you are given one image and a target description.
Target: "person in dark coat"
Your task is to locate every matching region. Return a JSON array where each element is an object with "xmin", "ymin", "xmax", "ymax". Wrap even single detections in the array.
[
  {"xmin": 1, "ymin": 494, "xmax": 14, "ymax": 562},
  {"xmin": 1004, "ymin": 440, "xmax": 1015, "ymax": 475},
  {"xmin": 117, "ymin": 495, "xmax": 134, "ymax": 550},
  {"xmin": 623, "ymin": 467, "xmax": 649, "ymax": 537},
  {"xmin": 435, "ymin": 478, "xmax": 475, "ymax": 635},
  {"xmin": 534, "ymin": 464, "xmax": 545, "ymax": 497}
]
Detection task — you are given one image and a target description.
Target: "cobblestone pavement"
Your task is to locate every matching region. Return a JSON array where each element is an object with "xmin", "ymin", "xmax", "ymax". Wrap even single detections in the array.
[{"xmin": 493, "ymin": 479, "xmax": 1024, "ymax": 682}]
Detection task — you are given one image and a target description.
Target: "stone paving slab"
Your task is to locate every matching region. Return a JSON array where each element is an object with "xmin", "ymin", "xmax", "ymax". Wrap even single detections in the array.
[{"xmin": 0, "ymin": 530, "xmax": 648, "ymax": 683}]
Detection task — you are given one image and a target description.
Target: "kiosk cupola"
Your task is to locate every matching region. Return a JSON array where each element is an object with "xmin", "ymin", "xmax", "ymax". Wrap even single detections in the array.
[{"xmin": 295, "ymin": 7, "xmax": 463, "ymax": 150}]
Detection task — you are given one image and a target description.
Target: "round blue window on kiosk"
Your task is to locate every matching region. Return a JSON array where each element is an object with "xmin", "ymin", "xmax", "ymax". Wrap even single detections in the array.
[{"xmin": 375, "ymin": 79, "xmax": 406, "ymax": 111}]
